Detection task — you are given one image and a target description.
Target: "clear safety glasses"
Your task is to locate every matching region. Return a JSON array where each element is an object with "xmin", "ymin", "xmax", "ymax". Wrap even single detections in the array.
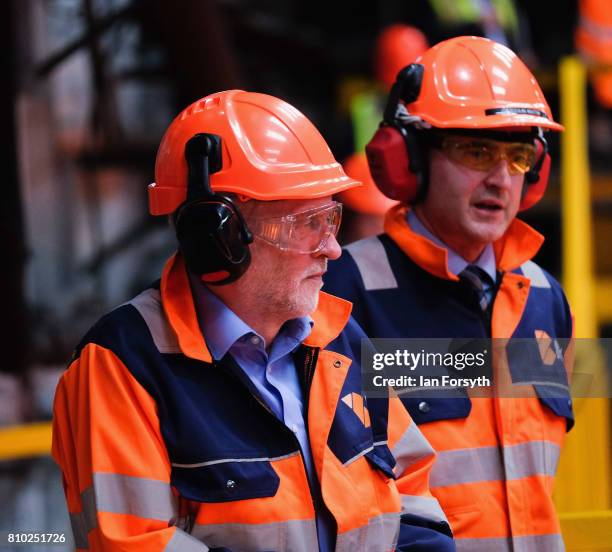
[
  {"xmin": 252, "ymin": 201, "xmax": 342, "ymax": 254},
  {"xmin": 440, "ymin": 135, "xmax": 537, "ymax": 176}
]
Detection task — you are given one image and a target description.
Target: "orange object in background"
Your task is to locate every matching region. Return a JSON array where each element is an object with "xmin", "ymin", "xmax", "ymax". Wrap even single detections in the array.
[
  {"xmin": 592, "ymin": 72, "xmax": 612, "ymax": 108},
  {"xmin": 576, "ymin": 0, "xmax": 612, "ymax": 108},
  {"xmin": 576, "ymin": 0, "xmax": 612, "ymax": 64},
  {"xmin": 375, "ymin": 24, "xmax": 429, "ymax": 89},
  {"xmin": 337, "ymin": 152, "xmax": 398, "ymax": 215},
  {"xmin": 341, "ymin": 24, "xmax": 427, "ymax": 224}
]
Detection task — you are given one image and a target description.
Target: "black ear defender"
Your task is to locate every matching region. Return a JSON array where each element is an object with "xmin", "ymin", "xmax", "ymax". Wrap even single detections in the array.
[
  {"xmin": 174, "ymin": 133, "xmax": 253, "ymax": 285},
  {"xmin": 525, "ymin": 130, "xmax": 548, "ymax": 184},
  {"xmin": 366, "ymin": 63, "xmax": 428, "ymax": 204}
]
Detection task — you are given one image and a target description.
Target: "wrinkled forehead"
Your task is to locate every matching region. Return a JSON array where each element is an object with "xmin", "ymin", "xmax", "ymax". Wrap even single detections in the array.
[{"xmin": 241, "ymin": 195, "xmax": 335, "ymax": 220}]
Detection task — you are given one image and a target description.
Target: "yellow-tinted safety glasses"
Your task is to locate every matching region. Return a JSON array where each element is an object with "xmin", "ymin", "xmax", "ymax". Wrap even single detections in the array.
[{"xmin": 441, "ymin": 135, "xmax": 537, "ymax": 176}]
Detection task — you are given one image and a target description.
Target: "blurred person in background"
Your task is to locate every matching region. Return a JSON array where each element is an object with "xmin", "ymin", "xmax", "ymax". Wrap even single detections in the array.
[
  {"xmin": 393, "ymin": 0, "xmax": 548, "ymax": 74},
  {"xmin": 348, "ymin": 24, "xmax": 430, "ymax": 158},
  {"xmin": 51, "ymin": 90, "xmax": 455, "ymax": 551},
  {"xmin": 337, "ymin": 25, "xmax": 427, "ymax": 244},
  {"xmin": 324, "ymin": 37, "xmax": 574, "ymax": 551},
  {"xmin": 575, "ymin": 0, "xmax": 612, "ymax": 155},
  {"xmin": 425, "ymin": 0, "xmax": 521, "ymax": 47}
]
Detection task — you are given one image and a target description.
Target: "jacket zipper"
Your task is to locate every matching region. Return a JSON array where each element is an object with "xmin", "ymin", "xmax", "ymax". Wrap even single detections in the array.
[
  {"xmin": 298, "ymin": 346, "xmax": 330, "ymax": 551},
  {"xmin": 301, "ymin": 346, "xmax": 319, "ymax": 420}
]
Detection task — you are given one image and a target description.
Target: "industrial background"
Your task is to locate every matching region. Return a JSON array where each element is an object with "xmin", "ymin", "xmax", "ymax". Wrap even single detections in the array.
[{"xmin": 0, "ymin": 0, "xmax": 610, "ymax": 550}]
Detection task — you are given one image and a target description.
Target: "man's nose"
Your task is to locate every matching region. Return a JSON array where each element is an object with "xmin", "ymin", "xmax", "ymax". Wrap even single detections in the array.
[
  {"xmin": 315, "ymin": 232, "xmax": 342, "ymax": 260},
  {"xmin": 485, "ymin": 157, "xmax": 514, "ymax": 189}
]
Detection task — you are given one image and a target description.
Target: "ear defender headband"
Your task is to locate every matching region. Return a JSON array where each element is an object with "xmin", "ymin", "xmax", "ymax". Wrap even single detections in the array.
[
  {"xmin": 365, "ymin": 64, "xmax": 551, "ymax": 210},
  {"xmin": 174, "ymin": 133, "xmax": 253, "ymax": 285}
]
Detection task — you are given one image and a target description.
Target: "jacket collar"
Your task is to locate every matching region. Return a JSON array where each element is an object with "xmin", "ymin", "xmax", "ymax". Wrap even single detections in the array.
[
  {"xmin": 161, "ymin": 252, "xmax": 213, "ymax": 363},
  {"xmin": 160, "ymin": 253, "xmax": 352, "ymax": 361},
  {"xmin": 304, "ymin": 291, "xmax": 353, "ymax": 349},
  {"xmin": 384, "ymin": 204, "xmax": 544, "ymax": 280}
]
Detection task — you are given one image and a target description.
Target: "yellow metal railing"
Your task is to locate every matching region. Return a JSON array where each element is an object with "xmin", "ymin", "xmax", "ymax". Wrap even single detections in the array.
[
  {"xmin": 555, "ymin": 55, "xmax": 612, "ymax": 551},
  {"xmin": 560, "ymin": 511, "xmax": 612, "ymax": 551},
  {"xmin": 0, "ymin": 421, "xmax": 52, "ymax": 460}
]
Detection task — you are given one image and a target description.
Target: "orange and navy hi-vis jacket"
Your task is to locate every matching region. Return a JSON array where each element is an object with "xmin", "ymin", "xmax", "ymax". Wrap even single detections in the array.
[
  {"xmin": 323, "ymin": 205, "xmax": 575, "ymax": 552},
  {"xmin": 52, "ymin": 252, "xmax": 455, "ymax": 552}
]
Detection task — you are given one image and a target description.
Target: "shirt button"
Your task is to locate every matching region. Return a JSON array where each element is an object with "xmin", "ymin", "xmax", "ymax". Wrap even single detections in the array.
[
  {"xmin": 226, "ymin": 479, "xmax": 236, "ymax": 489},
  {"xmin": 291, "ymin": 424, "xmax": 299, "ymax": 435},
  {"xmin": 418, "ymin": 401, "xmax": 430, "ymax": 413},
  {"xmin": 333, "ymin": 360, "xmax": 342, "ymax": 368},
  {"xmin": 250, "ymin": 335, "xmax": 261, "ymax": 346},
  {"xmin": 567, "ymin": 399, "xmax": 572, "ymax": 408}
]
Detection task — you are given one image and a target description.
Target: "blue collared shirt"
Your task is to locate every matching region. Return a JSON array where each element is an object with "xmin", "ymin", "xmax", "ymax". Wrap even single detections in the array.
[
  {"xmin": 407, "ymin": 210, "xmax": 497, "ymax": 299},
  {"xmin": 188, "ymin": 274, "xmax": 333, "ymax": 551}
]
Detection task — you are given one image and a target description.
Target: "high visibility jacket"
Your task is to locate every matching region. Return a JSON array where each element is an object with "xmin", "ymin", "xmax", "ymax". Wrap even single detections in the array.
[
  {"xmin": 323, "ymin": 205, "xmax": 574, "ymax": 552},
  {"xmin": 52, "ymin": 252, "xmax": 454, "ymax": 552}
]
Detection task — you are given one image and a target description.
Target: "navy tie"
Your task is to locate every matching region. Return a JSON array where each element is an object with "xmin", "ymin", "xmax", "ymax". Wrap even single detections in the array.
[{"xmin": 459, "ymin": 265, "xmax": 494, "ymax": 314}]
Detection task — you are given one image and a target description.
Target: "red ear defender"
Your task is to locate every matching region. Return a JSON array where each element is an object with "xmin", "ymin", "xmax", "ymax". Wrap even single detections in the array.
[
  {"xmin": 365, "ymin": 126, "xmax": 420, "ymax": 203},
  {"xmin": 366, "ymin": 63, "xmax": 426, "ymax": 204},
  {"xmin": 519, "ymin": 135, "xmax": 550, "ymax": 211}
]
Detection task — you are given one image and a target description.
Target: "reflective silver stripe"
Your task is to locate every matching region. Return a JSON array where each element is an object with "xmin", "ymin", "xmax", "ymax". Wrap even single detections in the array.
[
  {"xmin": 345, "ymin": 237, "xmax": 398, "ymax": 291},
  {"xmin": 391, "ymin": 421, "xmax": 435, "ymax": 477},
  {"xmin": 431, "ymin": 446, "xmax": 503, "ymax": 487},
  {"xmin": 172, "ymin": 451, "xmax": 299, "ymax": 469},
  {"xmin": 580, "ymin": 14, "xmax": 612, "ymax": 41},
  {"xmin": 431, "ymin": 441, "xmax": 561, "ymax": 488},
  {"xmin": 191, "ymin": 519, "xmax": 318, "ymax": 552},
  {"xmin": 69, "ymin": 512, "xmax": 90, "ymax": 550},
  {"xmin": 93, "ymin": 472, "xmax": 178, "ymax": 521},
  {"xmin": 335, "ymin": 512, "xmax": 400, "ymax": 552},
  {"xmin": 514, "ymin": 533, "xmax": 565, "ymax": 552},
  {"xmin": 129, "ymin": 288, "xmax": 181, "ymax": 353},
  {"xmin": 69, "ymin": 485, "xmax": 97, "ymax": 549},
  {"xmin": 520, "ymin": 260, "xmax": 551, "ymax": 288},
  {"xmin": 344, "ymin": 445, "xmax": 373, "ymax": 467},
  {"xmin": 456, "ymin": 536, "xmax": 511, "ymax": 552},
  {"xmin": 456, "ymin": 533, "xmax": 565, "ymax": 552},
  {"xmin": 505, "ymin": 441, "xmax": 561, "ymax": 480},
  {"xmin": 164, "ymin": 528, "xmax": 209, "ymax": 552},
  {"xmin": 70, "ymin": 480, "xmax": 201, "ymax": 551},
  {"xmin": 401, "ymin": 494, "xmax": 448, "ymax": 524},
  {"xmin": 82, "ymin": 485, "xmax": 98, "ymax": 536}
]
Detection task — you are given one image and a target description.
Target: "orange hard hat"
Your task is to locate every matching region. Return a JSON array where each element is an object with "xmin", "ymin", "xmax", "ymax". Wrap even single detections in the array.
[
  {"xmin": 375, "ymin": 24, "xmax": 429, "ymax": 89},
  {"xmin": 405, "ymin": 36, "xmax": 563, "ymax": 132},
  {"xmin": 149, "ymin": 90, "xmax": 361, "ymax": 215},
  {"xmin": 337, "ymin": 152, "xmax": 399, "ymax": 215}
]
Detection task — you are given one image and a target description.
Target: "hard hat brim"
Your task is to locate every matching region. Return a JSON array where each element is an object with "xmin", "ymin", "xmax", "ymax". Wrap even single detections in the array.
[
  {"xmin": 149, "ymin": 175, "xmax": 363, "ymax": 215},
  {"xmin": 422, "ymin": 114, "xmax": 564, "ymax": 133},
  {"xmin": 215, "ymin": 174, "xmax": 363, "ymax": 201}
]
